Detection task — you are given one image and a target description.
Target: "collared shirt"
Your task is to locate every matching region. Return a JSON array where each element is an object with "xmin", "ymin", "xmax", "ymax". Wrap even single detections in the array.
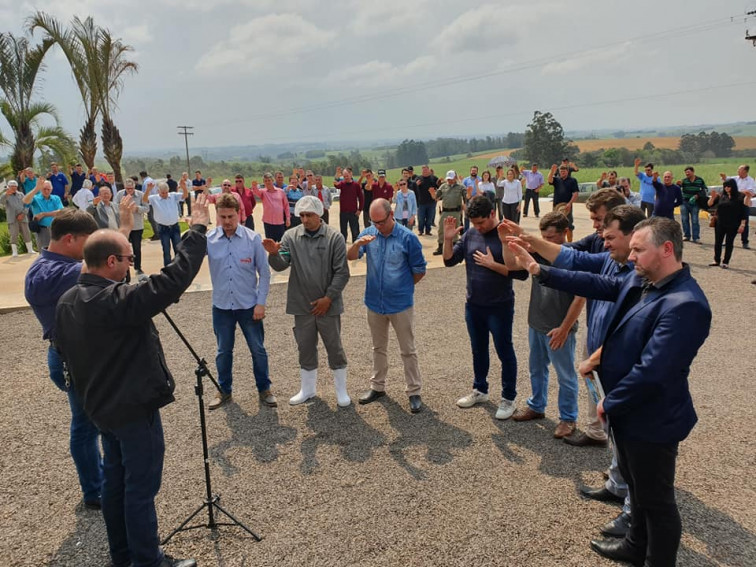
[
  {"xmin": 192, "ymin": 178, "xmax": 206, "ymax": 192},
  {"xmin": 207, "ymin": 224, "xmax": 270, "ymax": 310},
  {"xmin": 728, "ymin": 175, "xmax": 756, "ymax": 196},
  {"xmin": 0, "ymin": 191, "xmax": 28, "ymax": 222},
  {"xmin": 357, "ymin": 222, "xmax": 426, "ymax": 315},
  {"xmin": 71, "ymin": 171, "xmax": 86, "ymax": 195},
  {"xmin": 234, "ymin": 187, "xmax": 256, "ymax": 217},
  {"xmin": 436, "ymin": 182, "xmax": 466, "ymax": 209},
  {"xmin": 49, "ymin": 172, "xmax": 68, "ymax": 199},
  {"xmin": 115, "ymin": 189, "xmax": 149, "ymax": 230},
  {"xmin": 680, "ymin": 176, "xmax": 707, "ymax": 200},
  {"xmin": 372, "ymin": 182, "xmax": 394, "ymax": 202},
  {"xmin": 302, "ymin": 185, "xmax": 333, "ymax": 210},
  {"xmin": 522, "ymin": 170, "xmax": 545, "ymax": 190},
  {"xmin": 31, "ymin": 194, "xmax": 64, "ymax": 227},
  {"xmin": 207, "ymin": 191, "xmax": 246, "ymax": 223},
  {"xmin": 550, "ymin": 175, "xmax": 579, "ymax": 206},
  {"xmin": 142, "ymin": 176, "xmax": 157, "ymax": 196},
  {"xmin": 286, "ymin": 186, "xmax": 304, "ymax": 215},
  {"xmin": 445, "ymin": 225, "xmax": 528, "ymax": 306},
  {"xmin": 497, "ymin": 179, "xmax": 523, "ymax": 204},
  {"xmin": 636, "ymin": 172, "xmax": 656, "ymax": 203},
  {"xmin": 22, "ymin": 176, "xmax": 37, "ymax": 194},
  {"xmin": 73, "ymin": 188, "xmax": 95, "ymax": 211},
  {"xmin": 334, "ymin": 180, "xmax": 364, "ymax": 214},
  {"xmin": 251, "ymin": 186, "xmax": 289, "ymax": 225},
  {"xmin": 268, "ymin": 222, "xmax": 349, "ymax": 316},
  {"xmin": 148, "ymin": 192, "xmax": 183, "ymax": 226},
  {"xmin": 415, "ymin": 175, "xmax": 439, "ymax": 205},
  {"xmin": 552, "ymin": 247, "xmax": 633, "ymax": 353},
  {"xmin": 25, "ymin": 250, "xmax": 82, "ymax": 340}
]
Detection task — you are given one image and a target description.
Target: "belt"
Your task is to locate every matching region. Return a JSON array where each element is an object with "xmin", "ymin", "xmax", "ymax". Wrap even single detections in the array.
[{"xmin": 442, "ymin": 207, "xmax": 461, "ymax": 212}]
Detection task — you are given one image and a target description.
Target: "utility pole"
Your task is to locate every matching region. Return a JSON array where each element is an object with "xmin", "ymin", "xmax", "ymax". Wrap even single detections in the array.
[
  {"xmin": 746, "ymin": 10, "xmax": 756, "ymax": 46},
  {"xmin": 177, "ymin": 126, "xmax": 194, "ymax": 174}
]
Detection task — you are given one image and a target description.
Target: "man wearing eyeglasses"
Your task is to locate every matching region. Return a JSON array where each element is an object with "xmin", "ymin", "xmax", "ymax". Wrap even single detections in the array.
[
  {"xmin": 207, "ymin": 179, "xmax": 245, "ymax": 226},
  {"xmin": 54, "ymin": 196, "xmax": 210, "ymax": 567},
  {"xmin": 347, "ymin": 198, "xmax": 427, "ymax": 413}
]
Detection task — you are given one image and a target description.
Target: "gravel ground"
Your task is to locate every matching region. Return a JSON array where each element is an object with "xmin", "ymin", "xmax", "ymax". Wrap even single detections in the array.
[{"xmin": 0, "ymin": 228, "xmax": 755, "ymax": 567}]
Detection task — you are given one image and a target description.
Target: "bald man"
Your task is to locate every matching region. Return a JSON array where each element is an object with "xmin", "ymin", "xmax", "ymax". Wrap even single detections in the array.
[{"xmin": 55, "ymin": 195, "xmax": 210, "ymax": 567}]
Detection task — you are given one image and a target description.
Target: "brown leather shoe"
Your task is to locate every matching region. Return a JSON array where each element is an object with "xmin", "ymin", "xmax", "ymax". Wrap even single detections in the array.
[
  {"xmin": 512, "ymin": 407, "xmax": 546, "ymax": 421},
  {"xmin": 259, "ymin": 389, "xmax": 278, "ymax": 407},
  {"xmin": 554, "ymin": 420, "xmax": 576, "ymax": 438},
  {"xmin": 208, "ymin": 391, "xmax": 232, "ymax": 410},
  {"xmin": 563, "ymin": 431, "xmax": 608, "ymax": 447}
]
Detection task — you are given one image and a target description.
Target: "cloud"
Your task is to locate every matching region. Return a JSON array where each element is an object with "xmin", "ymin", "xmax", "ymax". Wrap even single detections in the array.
[
  {"xmin": 348, "ymin": 0, "xmax": 431, "ymax": 36},
  {"xmin": 321, "ymin": 56, "xmax": 436, "ymax": 87},
  {"xmin": 541, "ymin": 42, "xmax": 633, "ymax": 75},
  {"xmin": 195, "ymin": 13, "xmax": 335, "ymax": 73},
  {"xmin": 122, "ymin": 24, "xmax": 152, "ymax": 45}
]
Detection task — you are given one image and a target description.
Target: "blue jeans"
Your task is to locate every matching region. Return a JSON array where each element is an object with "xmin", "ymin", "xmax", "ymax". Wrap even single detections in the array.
[
  {"xmin": 48, "ymin": 346, "xmax": 103, "ymax": 503},
  {"xmin": 464, "ymin": 302, "xmax": 517, "ymax": 400},
  {"xmin": 680, "ymin": 201, "xmax": 700, "ymax": 240},
  {"xmin": 526, "ymin": 327, "xmax": 579, "ymax": 421},
  {"xmin": 101, "ymin": 411, "xmax": 165, "ymax": 567},
  {"xmin": 158, "ymin": 223, "xmax": 181, "ymax": 267},
  {"xmin": 212, "ymin": 306, "xmax": 271, "ymax": 395},
  {"xmin": 417, "ymin": 203, "xmax": 435, "ymax": 234}
]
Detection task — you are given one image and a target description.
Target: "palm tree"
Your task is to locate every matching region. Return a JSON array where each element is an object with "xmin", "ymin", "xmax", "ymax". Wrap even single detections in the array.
[
  {"xmin": 0, "ymin": 33, "xmax": 55, "ymax": 173},
  {"xmin": 27, "ymin": 13, "xmax": 101, "ymax": 169},
  {"xmin": 93, "ymin": 30, "xmax": 138, "ymax": 185}
]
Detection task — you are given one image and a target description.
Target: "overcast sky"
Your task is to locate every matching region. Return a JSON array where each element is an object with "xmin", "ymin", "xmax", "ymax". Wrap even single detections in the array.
[{"xmin": 2, "ymin": 0, "xmax": 755, "ymax": 153}]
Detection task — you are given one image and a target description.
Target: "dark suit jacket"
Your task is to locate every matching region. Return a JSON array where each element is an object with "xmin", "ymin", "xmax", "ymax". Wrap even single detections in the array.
[{"xmin": 538, "ymin": 264, "xmax": 711, "ymax": 443}]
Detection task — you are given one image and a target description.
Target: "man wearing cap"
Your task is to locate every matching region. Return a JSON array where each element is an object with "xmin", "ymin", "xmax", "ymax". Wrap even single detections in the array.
[
  {"xmin": 372, "ymin": 170, "xmax": 394, "ymax": 201},
  {"xmin": 0, "ymin": 180, "xmax": 35, "ymax": 256},
  {"xmin": 522, "ymin": 163, "xmax": 544, "ymax": 218},
  {"xmin": 265, "ymin": 196, "xmax": 352, "ymax": 407},
  {"xmin": 348, "ymin": 198, "xmax": 427, "ymax": 413},
  {"xmin": 433, "ymin": 170, "xmax": 466, "ymax": 255},
  {"xmin": 206, "ymin": 193, "xmax": 276, "ymax": 410}
]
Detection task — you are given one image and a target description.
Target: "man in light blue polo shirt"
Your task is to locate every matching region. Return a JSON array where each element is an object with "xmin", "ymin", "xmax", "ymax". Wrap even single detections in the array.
[
  {"xmin": 347, "ymin": 198, "xmax": 427, "ymax": 413},
  {"xmin": 206, "ymin": 193, "xmax": 276, "ymax": 410},
  {"xmin": 23, "ymin": 177, "xmax": 65, "ymax": 249},
  {"xmin": 634, "ymin": 158, "xmax": 655, "ymax": 218},
  {"xmin": 142, "ymin": 180, "xmax": 187, "ymax": 266}
]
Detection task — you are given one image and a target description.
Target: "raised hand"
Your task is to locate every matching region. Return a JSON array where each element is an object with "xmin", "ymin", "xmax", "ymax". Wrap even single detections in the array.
[
  {"xmin": 191, "ymin": 193, "xmax": 210, "ymax": 226},
  {"xmin": 355, "ymin": 234, "xmax": 376, "ymax": 247},
  {"xmin": 443, "ymin": 215, "xmax": 462, "ymax": 240},
  {"xmin": 496, "ymin": 219, "xmax": 522, "ymax": 242},
  {"xmin": 507, "ymin": 240, "xmax": 540, "ymax": 274}
]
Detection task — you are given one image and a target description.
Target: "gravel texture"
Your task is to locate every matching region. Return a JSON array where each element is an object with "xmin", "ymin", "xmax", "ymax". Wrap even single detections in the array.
[{"xmin": 0, "ymin": 229, "xmax": 755, "ymax": 566}]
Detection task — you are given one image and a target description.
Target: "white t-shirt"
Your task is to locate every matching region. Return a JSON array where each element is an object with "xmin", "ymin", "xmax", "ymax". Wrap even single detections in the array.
[{"xmin": 478, "ymin": 181, "xmax": 496, "ymax": 196}]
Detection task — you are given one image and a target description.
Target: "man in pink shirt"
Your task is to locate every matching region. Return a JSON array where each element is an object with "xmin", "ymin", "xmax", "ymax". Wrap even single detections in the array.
[
  {"xmin": 233, "ymin": 174, "xmax": 256, "ymax": 231},
  {"xmin": 251, "ymin": 172, "xmax": 289, "ymax": 241}
]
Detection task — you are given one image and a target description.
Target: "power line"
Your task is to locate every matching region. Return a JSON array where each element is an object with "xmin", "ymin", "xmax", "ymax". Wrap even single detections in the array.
[{"xmin": 197, "ymin": 13, "xmax": 754, "ymax": 129}]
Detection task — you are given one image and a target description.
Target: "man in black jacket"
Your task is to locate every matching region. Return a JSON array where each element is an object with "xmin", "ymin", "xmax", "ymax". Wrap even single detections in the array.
[{"xmin": 55, "ymin": 195, "xmax": 210, "ymax": 567}]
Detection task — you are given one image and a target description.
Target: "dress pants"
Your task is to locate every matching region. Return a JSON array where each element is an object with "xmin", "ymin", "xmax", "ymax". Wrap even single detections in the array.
[
  {"xmin": 615, "ymin": 437, "xmax": 681, "ymax": 567},
  {"xmin": 367, "ymin": 307, "xmax": 422, "ymax": 396}
]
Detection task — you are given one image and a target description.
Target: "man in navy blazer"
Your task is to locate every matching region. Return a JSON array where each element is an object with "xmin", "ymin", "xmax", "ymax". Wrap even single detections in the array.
[{"xmin": 507, "ymin": 217, "xmax": 711, "ymax": 567}]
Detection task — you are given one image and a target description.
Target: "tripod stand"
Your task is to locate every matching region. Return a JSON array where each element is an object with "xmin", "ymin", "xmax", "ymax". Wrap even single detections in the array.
[{"xmin": 160, "ymin": 309, "xmax": 261, "ymax": 545}]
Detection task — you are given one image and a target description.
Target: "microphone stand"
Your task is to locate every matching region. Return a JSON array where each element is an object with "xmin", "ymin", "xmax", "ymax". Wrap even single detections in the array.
[{"xmin": 159, "ymin": 309, "xmax": 261, "ymax": 545}]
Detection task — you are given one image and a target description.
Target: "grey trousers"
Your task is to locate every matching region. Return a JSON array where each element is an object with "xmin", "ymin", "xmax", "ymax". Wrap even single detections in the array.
[{"xmin": 293, "ymin": 314, "xmax": 347, "ymax": 371}]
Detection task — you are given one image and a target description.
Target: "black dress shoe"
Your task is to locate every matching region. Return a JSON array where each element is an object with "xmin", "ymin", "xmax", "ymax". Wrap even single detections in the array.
[
  {"xmin": 590, "ymin": 539, "xmax": 644, "ymax": 566},
  {"xmin": 358, "ymin": 389, "xmax": 386, "ymax": 405},
  {"xmin": 160, "ymin": 555, "xmax": 197, "ymax": 567},
  {"xmin": 601, "ymin": 511, "xmax": 632, "ymax": 538},
  {"xmin": 580, "ymin": 486, "xmax": 625, "ymax": 504},
  {"xmin": 84, "ymin": 498, "xmax": 102, "ymax": 510},
  {"xmin": 409, "ymin": 395, "xmax": 422, "ymax": 413},
  {"xmin": 410, "ymin": 395, "xmax": 423, "ymax": 413}
]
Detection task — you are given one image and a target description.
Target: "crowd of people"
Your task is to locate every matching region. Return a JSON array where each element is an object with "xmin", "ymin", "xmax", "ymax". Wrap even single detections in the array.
[{"xmin": 10, "ymin": 156, "xmax": 754, "ymax": 567}]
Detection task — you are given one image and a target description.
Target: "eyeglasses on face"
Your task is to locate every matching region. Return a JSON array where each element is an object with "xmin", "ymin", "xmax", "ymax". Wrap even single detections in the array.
[
  {"xmin": 371, "ymin": 213, "xmax": 392, "ymax": 226},
  {"xmin": 114, "ymin": 254, "xmax": 135, "ymax": 264}
]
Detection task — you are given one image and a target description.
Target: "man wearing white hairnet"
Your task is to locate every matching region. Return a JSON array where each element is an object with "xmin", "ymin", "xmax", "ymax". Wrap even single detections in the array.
[{"xmin": 264, "ymin": 195, "xmax": 352, "ymax": 407}]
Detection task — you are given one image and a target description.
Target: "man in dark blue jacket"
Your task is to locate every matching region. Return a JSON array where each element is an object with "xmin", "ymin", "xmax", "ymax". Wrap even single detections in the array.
[
  {"xmin": 55, "ymin": 196, "xmax": 210, "ymax": 567},
  {"xmin": 507, "ymin": 217, "xmax": 711, "ymax": 567}
]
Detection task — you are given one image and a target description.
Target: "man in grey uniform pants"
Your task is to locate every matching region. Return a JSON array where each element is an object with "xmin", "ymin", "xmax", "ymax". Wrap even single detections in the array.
[{"xmin": 263, "ymin": 196, "xmax": 352, "ymax": 407}]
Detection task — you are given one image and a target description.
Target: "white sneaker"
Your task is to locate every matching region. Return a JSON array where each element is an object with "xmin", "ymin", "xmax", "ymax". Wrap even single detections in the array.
[
  {"xmin": 495, "ymin": 399, "xmax": 516, "ymax": 420},
  {"xmin": 456, "ymin": 389, "xmax": 489, "ymax": 408}
]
